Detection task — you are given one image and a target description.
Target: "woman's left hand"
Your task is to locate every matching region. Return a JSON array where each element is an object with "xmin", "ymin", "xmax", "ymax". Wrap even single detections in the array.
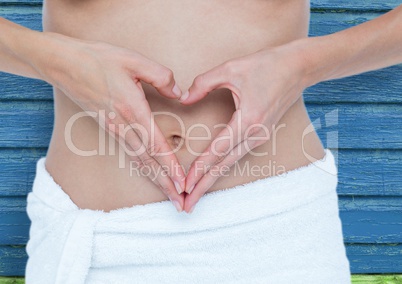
[{"xmin": 179, "ymin": 43, "xmax": 309, "ymax": 213}]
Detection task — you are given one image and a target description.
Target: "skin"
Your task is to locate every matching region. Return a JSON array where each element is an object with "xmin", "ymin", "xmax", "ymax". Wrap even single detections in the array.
[
  {"xmin": 0, "ymin": 1, "xmax": 401, "ymax": 214},
  {"xmin": 42, "ymin": 0, "xmax": 323, "ymax": 213},
  {"xmin": 181, "ymin": 4, "xmax": 402, "ymax": 212}
]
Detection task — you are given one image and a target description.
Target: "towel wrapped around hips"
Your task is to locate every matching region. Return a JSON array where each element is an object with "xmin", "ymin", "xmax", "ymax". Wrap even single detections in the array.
[{"xmin": 25, "ymin": 149, "xmax": 351, "ymax": 284}]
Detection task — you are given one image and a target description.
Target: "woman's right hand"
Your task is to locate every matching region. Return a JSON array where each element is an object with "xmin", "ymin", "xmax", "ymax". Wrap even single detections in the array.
[{"xmin": 33, "ymin": 32, "xmax": 185, "ymax": 212}]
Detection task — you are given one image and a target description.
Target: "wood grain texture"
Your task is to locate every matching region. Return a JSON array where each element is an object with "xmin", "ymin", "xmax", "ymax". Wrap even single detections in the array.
[
  {"xmin": 336, "ymin": 150, "xmax": 402, "ymax": 196},
  {"xmin": 311, "ymin": 0, "xmax": 401, "ymax": 10},
  {"xmin": 0, "ymin": 1, "xmax": 40, "ymax": 4},
  {"xmin": 0, "ymin": 101, "xmax": 53, "ymax": 147},
  {"xmin": 305, "ymin": 65, "xmax": 402, "ymax": 103},
  {"xmin": 2, "ymin": 64, "xmax": 402, "ymax": 103},
  {"xmin": 308, "ymin": 103, "xmax": 402, "ymax": 150},
  {"xmin": 0, "ymin": 149, "xmax": 47, "ymax": 196},
  {"xmin": 0, "ymin": 198, "xmax": 29, "ymax": 245},
  {"xmin": 1, "ymin": 9, "xmax": 402, "ymax": 103},
  {"xmin": 0, "ymin": 0, "xmax": 401, "ymax": 278},
  {"xmin": 346, "ymin": 244, "xmax": 402, "ymax": 273},
  {"xmin": 0, "ymin": 73, "xmax": 52, "ymax": 101},
  {"xmin": 0, "ymin": 247, "xmax": 26, "ymax": 276},
  {"xmin": 0, "ymin": 244, "xmax": 401, "ymax": 275},
  {"xmin": 0, "ymin": 6, "xmax": 42, "ymax": 31},
  {"xmin": 310, "ymin": 11, "xmax": 382, "ymax": 37},
  {"xmin": 0, "ymin": 149, "xmax": 400, "ymax": 197},
  {"xmin": 0, "ymin": 195, "xmax": 400, "ymax": 245},
  {"xmin": 0, "ymin": 101, "xmax": 400, "ymax": 149},
  {"xmin": 3, "ymin": 6, "xmax": 385, "ymax": 34},
  {"xmin": 0, "ymin": 1, "xmax": 401, "ymax": 10},
  {"xmin": 339, "ymin": 196, "xmax": 402, "ymax": 243}
]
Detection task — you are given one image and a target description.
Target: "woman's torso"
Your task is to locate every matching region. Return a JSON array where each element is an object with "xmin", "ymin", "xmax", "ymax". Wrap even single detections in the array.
[{"xmin": 43, "ymin": 0, "xmax": 325, "ymax": 211}]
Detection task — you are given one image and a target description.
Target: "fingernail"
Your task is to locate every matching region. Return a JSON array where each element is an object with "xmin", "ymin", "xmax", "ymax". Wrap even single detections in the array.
[
  {"xmin": 172, "ymin": 200, "xmax": 182, "ymax": 213},
  {"xmin": 188, "ymin": 204, "xmax": 196, "ymax": 214},
  {"xmin": 187, "ymin": 184, "xmax": 195, "ymax": 194},
  {"xmin": 172, "ymin": 84, "xmax": 181, "ymax": 98},
  {"xmin": 174, "ymin": 181, "xmax": 183, "ymax": 194},
  {"xmin": 179, "ymin": 91, "xmax": 189, "ymax": 102}
]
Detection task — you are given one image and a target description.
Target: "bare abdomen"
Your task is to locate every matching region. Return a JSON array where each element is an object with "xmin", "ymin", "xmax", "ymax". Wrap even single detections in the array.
[{"xmin": 42, "ymin": 0, "xmax": 324, "ymax": 211}]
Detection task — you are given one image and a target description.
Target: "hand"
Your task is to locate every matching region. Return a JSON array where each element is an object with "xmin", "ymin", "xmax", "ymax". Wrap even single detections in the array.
[
  {"xmin": 179, "ymin": 44, "xmax": 307, "ymax": 213},
  {"xmin": 35, "ymin": 32, "xmax": 186, "ymax": 212}
]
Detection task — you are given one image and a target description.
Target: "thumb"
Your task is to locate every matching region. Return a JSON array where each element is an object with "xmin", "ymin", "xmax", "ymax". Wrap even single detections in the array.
[
  {"xmin": 179, "ymin": 63, "xmax": 231, "ymax": 105},
  {"xmin": 134, "ymin": 57, "xmax": 182, "ymax": 99}
]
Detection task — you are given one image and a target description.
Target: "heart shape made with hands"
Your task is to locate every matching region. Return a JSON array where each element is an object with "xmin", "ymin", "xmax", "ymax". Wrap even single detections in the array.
[
  {"xmin": 176, "ymin": 52, "xmax": 300, "ymax": 213},
  {"xmin": 138, "ymin": 76, "xmax": 240, "ymax": 214},
  {"xmin": 177, "ymin": 74, "xmax": 244, "ymax": 213},
  {"xmin": 143, "ymin": 47, "xmax": 301, "ymax": 213},
  {"xmin": 146, "ymin": 71, "xmax": 252, "ymax": 213}
]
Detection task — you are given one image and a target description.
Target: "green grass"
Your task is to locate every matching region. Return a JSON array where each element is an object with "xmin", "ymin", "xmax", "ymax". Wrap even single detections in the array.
[
  {"xmin": 351, "ymin": 275, "xmax": 402, "ymax": 284},
  {"xmin": 0, "ymin": 278, "xmax": 24, "ymax": 284},
  {"xmin": 0, "ymin": 275, "xmax": 401, "ymax": 284}
]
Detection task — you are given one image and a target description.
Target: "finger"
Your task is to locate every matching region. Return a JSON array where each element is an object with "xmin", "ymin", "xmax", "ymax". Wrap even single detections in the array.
[
  {"xmin": 184, "ymin": 110, "xmax": 244, "ymax": 193},
  {"xmin": 113, "ymin": 80, "xmax": 186, "ymax": 192},
  {"xmin": 133, "ymin": 102, "xmax": 186, "ymax": 192},
  {"xmin": 179, "ymin": 61, "xmax": 239, "ymax": 105},
  {"xmin": 108, "ymin": 82, "xmax": 185, "ymax": 211},
  {"xmin": 134, "ymin": 57, "xmax": 182, "ymax": 99},
  {"xmin": 184, "ymin": 137, "xmax": 266, "ymax": 213},
  {"xmin": 112, "ymin": 120, "xmax": 185, "ymax": 212}
]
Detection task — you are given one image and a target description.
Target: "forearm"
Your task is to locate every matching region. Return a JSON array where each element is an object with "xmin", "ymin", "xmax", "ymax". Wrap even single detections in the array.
[
  {"xmin": 296, "ymin": 5, "xmax": 402, "ymax": 88},
  {"xmin": 0, "ymin": 17, "xmax": 50, "ymax": 80}
]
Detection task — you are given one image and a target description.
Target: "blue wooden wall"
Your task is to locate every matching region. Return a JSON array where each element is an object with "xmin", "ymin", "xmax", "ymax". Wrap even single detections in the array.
[{"xmin": 0, "ymin": 0, "xmax": 401, "ymax": 277}]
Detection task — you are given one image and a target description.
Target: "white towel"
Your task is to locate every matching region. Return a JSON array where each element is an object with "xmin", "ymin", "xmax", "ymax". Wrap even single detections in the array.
[{"xmin": 25, "ymin": 149, "xmax": 351, "ymax": 284}]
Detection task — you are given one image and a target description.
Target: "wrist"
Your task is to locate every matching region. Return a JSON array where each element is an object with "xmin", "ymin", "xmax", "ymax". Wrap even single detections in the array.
[
  {"xmin": 283, "ymin": 36, "xmax": 337, "ymax": 89},
  {"xmin": 24, "ymin": 31, "xmax": 77, "ymax": 85},
  {"xmin": 282, "ymin": 37, "xmax": 319, "ymax": 89},
  {"xmin": 0, "ymin": 20, "xmax": 48, "ymax": 79},
  {"xmin": 3, "ymin": 28, "xmax": 64, "ymax": 82}
]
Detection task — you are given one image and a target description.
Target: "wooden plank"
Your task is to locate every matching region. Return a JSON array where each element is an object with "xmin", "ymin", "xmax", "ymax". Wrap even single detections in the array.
[
  {"xmin": 336, "ymin": 150, "xmax": 402, "ymax": 196},
  {"xmin": 0, "ymin": 247, "xmax": 26, "ymax": 276},
  {"xmin": 304, "ymin": 65, "xmax": 402, "ymax": 104},
  {"xmin": 0, "ymin": 244, "xmax": 401, "ymax": 276},
  {"xmin": 0, "ymin": 73, "xmax": 52, "ymax": 101},
  {"xmin": 0, "ymin": 1, "xmax": 40, "ymax": 4},
  {"xmin": 0, "ymin": 198, "xmax": 29, "ymax": 246},
  {"xmin": 346, "ymin": 244, "xmax": 402, "ymax": 274},
  {"xmin": 0, "ymin": 149, "xmax": 400, "ymax": 197},
  {"xmin": 0, "ymin": 6, "xmax": 42, "ymax": 31},
  {"xmin": 1, "ymin": 10, "xmax": 402, "ymax": 103},
  {"xmin": 309, "ymin": 11, "xmax": 381, "ymax": 37},
  {"xmin": 0, "ymin": 101, "xmax": 400, "ymax": 149},
  {"xmin": 339, "ymin": 196, "xmax": 402, "ymax": 243},
  {"xmin": 2, "ymin": 65, "xmax": 402, "ymax": 103},
  {"xmin": 0, "ymin": 196, "xmax": 401, "ymax": 245},
  {"xmin": 0, "ymin": 149, "xmax": 47, "ymax": 196},
  {"xmin": 307, "ymin": 103, "xmax": 402, "ymax": 150},
  {"xmin": 311, "ymin": 0, "xmax": 401, "ymax": 10},
  {"xmin": 0, "ymin": 7, "xmax": 386, "ymax": 34},
  {"xmin": 0, "ymin": 101, "xmax": 53, "ymax": 148},
  {"xmin": 342, "ymin": 210, "xmax": 402, "ymax": 243},
  {"xmin": 0, "ymin": 211, "xmax": 29, "ymax": 246},
  {"xmin": 0, "ymin": 2, "xmax": 400, "ymax": 279},
  {"xmin": 4, "ymin": 6, "xmax": 384, "ymax": 35},
  {"xmin": 0, "ymin": 0, "xmax": 401, "ymax": 10}
]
